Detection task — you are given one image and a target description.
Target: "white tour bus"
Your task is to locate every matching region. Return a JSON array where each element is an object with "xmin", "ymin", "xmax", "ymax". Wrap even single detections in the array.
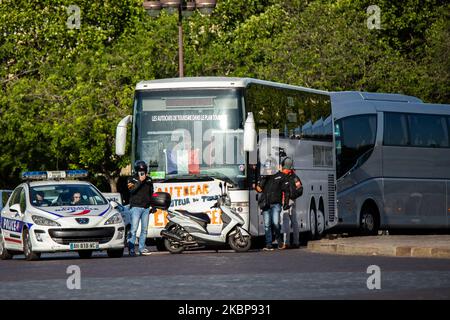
[{"xmin": 116, "ymin": 77, "xmax": 338, "ymax": 248}]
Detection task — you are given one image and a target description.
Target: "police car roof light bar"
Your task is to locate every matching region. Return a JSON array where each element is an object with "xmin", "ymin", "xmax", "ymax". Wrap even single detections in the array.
[
  {"xmin": 21, "ymin": 171, "xmax": 48, "ymax": 181},
  {"xmin": 66, "ymin": 170, "xmax": 89, "ymax": 179}
]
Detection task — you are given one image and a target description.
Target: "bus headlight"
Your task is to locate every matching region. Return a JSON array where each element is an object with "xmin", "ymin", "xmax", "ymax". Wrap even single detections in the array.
[
  {"xmin": 31, "ymin": 215, "xmax": 61, "ymax": 226},
  {"xmin": 104, "ymin": 213, "xmax": 123, "ymax": 225}
]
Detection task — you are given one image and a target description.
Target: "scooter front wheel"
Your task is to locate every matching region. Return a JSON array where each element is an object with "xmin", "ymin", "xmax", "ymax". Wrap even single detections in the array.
[
  {"xmin": 164, "ymin": 238, "xmax": 185, "ymax": 254},
  {"xmin": 228, "ymin": 231, "xmax": 252, "ymax": 252}
]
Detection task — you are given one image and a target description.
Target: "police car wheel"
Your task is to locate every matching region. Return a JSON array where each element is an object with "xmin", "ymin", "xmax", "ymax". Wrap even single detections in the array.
[
  {"xmin": 0, "ymin": 231, "xmax": 13, "ymax": 260},
  {"xmin": 78, "ymin": 250, "xmax": 93, "ymax": 259},
  {"xmin": 107, "ymin": 248, "xmax": 124, "ymax": 258},
  {"xmin": 124, "ymin": 225, "xmax": 131, "ymax": 248},
  {"xmin": 23, "ymin": 229, "xmax": 41, "ymax": 261}
]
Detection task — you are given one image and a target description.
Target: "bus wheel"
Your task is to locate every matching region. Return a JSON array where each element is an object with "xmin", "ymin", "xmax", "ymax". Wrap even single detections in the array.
[
  {"xmin": 360, "ymin": 206, "xmax": 379, "ymax": 236},
  {"xmin": 0, "ymin": 230, "xmax": 13, "ymax": 260},
  {"xmin": 309, "ymin": 209, "xmax": 317, "ymax": 240},
  {"xmin": 316, "ymin": 209, "xmax": 325, "ymax": 239},
  {"xmin": 23, "ymin": 229, "xmax": 41, "ymax": 261}
]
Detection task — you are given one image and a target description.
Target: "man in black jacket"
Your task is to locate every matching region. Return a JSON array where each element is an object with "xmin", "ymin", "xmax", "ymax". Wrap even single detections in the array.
[
  {"xmin": 127, "ymin": 160, "xmax": 154, "ymax": 256},
  {"xmin": 257, "ymin": 158, "xmax": 289, "ymax": 251}
]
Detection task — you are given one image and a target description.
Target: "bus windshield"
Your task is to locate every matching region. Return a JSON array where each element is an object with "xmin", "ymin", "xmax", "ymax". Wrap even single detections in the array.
[{"xmin": 134, "ymin": 88, "xmax": 245, "ymax": 184}]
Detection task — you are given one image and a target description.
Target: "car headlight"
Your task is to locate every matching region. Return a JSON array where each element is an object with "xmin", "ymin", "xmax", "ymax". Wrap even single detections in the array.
[
  {"xmin": 104, "ymin": 212, "xmax": 123, "ymax": 225},
  {"xmin": 31, "ymin": 215, "xmax": 61, "ymax": 226}
]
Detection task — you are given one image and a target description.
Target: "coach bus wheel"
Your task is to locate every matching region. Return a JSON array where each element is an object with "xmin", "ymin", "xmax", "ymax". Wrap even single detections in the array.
[
  {"xmin": 316, "ymin": 209, "xmax": 325, "ymax": 239},
  {"xmin": 0, "ymin": 231, "xmax": 13, "ymax": 260},
  {"xmin": 78, "ymin": 250, "xmax": 93, "ymax": 259},
  {"xmin": 23, "ymin": 229, "xmax": 41, "ymax": 261},
  {"xmin": 360, "ymin": 207, "xmax": 379, "ymax": 236},
  {"xmin": 309, "ymin": 209, "xmax": 317, "ymax": 240}
]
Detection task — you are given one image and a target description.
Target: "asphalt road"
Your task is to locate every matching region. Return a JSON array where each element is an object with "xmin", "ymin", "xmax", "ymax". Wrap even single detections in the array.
[{"xmin": 1, "ymin": 248, "xmax": 450, "ymax": 300}]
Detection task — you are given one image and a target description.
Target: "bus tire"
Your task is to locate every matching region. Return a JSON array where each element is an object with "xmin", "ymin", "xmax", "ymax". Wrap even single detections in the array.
[
  {"xmin": 360, "ymin": 204, "xmax": 379, "ymax": 236},
  {"xmin": 309, "ymin": 208, "xmax": 317, "ymax": 240},
  {"xmin": 23, "ymin": 229, "xmax": 41, "ymax": 261},
  {"xmin": 0, "ymin": 230, "xmax": 13, "ymax": 260},
  {"xmin": 316, "ymin": 209, "xmax": 325, "ymax": 239}
]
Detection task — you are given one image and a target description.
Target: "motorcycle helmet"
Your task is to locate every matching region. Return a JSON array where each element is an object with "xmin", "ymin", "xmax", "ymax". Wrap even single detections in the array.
[{"xmin": 134, "ymin": 160, "xmax": 148, "ymax": 173}]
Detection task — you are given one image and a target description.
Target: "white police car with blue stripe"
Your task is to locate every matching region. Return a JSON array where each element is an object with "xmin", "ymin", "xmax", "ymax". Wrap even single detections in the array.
[{"xmin": 0, "ymin": 170, "xmax": 126, "ymax": 260}]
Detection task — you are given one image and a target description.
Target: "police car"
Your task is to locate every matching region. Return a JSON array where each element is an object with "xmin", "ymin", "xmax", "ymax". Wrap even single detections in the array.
[{"xmin": 0, "ymin": 170, "xmax": 126, "ymax": 261}]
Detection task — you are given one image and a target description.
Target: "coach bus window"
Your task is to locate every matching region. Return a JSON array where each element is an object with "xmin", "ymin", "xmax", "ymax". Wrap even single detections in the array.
[
  {"xmin": 384, "ymin": 113, "xmax": 409, "ymax": 146},
  {"xmin": 335, "ymin": 114, "xmax": 377, "ymax": 179},
  {"xmin": 408, "ymin": 114, "xmax": 449, "ymax": 148}
]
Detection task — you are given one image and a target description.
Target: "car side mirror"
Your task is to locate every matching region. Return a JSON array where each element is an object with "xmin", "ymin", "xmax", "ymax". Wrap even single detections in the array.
[
  {"xmin": 243, "ymin": 112, "xmax": 256, "ymax": 152},
  {"xmin": 110, "ymin": 201, "xmax": 119, "ymax": 209}
]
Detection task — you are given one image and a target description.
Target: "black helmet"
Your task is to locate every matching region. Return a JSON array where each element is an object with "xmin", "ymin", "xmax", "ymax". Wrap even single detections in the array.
[{"xmin": 134, "ymin": 160, "xmax": 148, "ymax": 173}]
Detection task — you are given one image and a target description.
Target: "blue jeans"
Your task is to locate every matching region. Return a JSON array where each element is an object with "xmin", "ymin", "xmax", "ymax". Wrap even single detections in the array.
[
  {"xmin": 262, "ymin": 203, "xmax": 282, "ymax": 246},
  {"xmin": 129, "ymin": 207, "xmax": 150, "ymax": 253}
]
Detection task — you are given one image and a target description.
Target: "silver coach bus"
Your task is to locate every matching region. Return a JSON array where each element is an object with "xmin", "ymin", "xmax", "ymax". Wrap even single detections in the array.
[
  {"xmin": 116, "ymin": 77, "xmax": 337, "ymax": 246},
  {"xmin": 331, "ymin": 92, "xmax": 450, "ymax": 234}
]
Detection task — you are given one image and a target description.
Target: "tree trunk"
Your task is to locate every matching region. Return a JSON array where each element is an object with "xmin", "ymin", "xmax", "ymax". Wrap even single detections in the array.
[{"xmin": 108, "ymin": 176, "xmax": 119, "ymax": 193}]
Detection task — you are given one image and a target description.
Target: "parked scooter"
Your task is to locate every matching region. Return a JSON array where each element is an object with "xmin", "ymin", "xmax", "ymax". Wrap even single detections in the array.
[{"xmin": 157, "ymin": 183, "xmax": 252, "ymax": 254}]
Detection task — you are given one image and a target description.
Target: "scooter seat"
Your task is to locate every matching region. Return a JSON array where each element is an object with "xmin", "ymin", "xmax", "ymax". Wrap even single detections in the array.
[{"xmin": 177, "ymin": 210, "xmax": 211, "ymax": 224}]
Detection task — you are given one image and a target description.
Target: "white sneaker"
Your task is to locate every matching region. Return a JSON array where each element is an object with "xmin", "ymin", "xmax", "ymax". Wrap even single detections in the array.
[{"xmin": 139, "ymin": 248, "xmax": 152, "ymax": 256}]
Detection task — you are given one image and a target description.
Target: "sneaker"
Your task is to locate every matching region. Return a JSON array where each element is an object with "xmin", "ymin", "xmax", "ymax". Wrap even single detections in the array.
[
  {"xmin": 139, "ymin": 248, "xmax": 152, "ymax": 256},
  {"xmin": 129, "ymin": 250, "xmax": 136, "ymax": 257},
  {"xmin": 278, "ymin": 243, "xmax": 288, "ymax": 250},
  {"xmin": 263, "ymin": 245, "xmax": 274, "ymax": 251}
]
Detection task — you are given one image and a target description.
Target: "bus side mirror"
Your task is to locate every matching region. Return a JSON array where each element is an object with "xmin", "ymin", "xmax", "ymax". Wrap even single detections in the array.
[
  {"xmin": 243, "ymin": 112, "xmax": 256, "ymax": 152},
  {"xmin": 115, "ymin": 115, "xmax": 132, "ymax": 156}
]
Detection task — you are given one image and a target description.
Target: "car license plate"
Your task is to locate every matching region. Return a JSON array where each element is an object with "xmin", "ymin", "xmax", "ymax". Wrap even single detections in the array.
[{"xmin": 69, "ymin": 242, "xmax": 99, "ymax": 250}]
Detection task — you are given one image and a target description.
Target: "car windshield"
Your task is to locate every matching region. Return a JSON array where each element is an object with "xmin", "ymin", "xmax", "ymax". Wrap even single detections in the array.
[{"xmin": 29, "ymin": 184, "xmax": 108, "ymax": 207}]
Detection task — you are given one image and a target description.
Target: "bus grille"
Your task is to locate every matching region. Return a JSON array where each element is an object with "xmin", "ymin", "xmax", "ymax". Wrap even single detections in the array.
[{"xmin": 328, "ymin": 174, "xmax": 335, "ymax": 222}]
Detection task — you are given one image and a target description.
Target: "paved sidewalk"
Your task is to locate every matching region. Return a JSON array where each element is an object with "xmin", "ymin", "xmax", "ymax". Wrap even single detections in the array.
[{"xmin": 307, "ymin": 235, "xmax": 450, "ymax": 259}]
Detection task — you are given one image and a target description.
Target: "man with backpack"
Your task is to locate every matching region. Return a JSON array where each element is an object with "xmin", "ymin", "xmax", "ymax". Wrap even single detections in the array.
[
  {"xmin": 279, "ymin": 157, "xmax": 303, "ymax": 249},
  {"xmin": 256, "ymin": 157, "xmax": 290, "ymax": 251}
]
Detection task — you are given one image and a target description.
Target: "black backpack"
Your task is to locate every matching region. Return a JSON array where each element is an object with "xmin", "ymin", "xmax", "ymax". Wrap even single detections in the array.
[{"xmin": 287, "ymin": 172, "xmax": 303, "ymax": 200}]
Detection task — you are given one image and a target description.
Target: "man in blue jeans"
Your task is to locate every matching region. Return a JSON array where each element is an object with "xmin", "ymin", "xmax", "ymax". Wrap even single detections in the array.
[
  {"xmin": 257, "ymin": 158, "xmax": 289, "ymax": 251},
  {"xmin": 127, "ymin": 160, "xmax": 154, "ymax": 257}
]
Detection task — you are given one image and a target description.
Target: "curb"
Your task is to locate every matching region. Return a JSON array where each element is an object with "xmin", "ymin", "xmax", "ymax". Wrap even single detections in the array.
[{"xmin": 307, "ymin": 241, "xmax": 450, "ymax": 259}]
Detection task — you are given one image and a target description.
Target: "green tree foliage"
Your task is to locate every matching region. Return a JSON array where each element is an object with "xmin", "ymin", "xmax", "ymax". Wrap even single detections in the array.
[{"xmin": 0, "ymin": 0, "xmax": 448, "ymax": 189}]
